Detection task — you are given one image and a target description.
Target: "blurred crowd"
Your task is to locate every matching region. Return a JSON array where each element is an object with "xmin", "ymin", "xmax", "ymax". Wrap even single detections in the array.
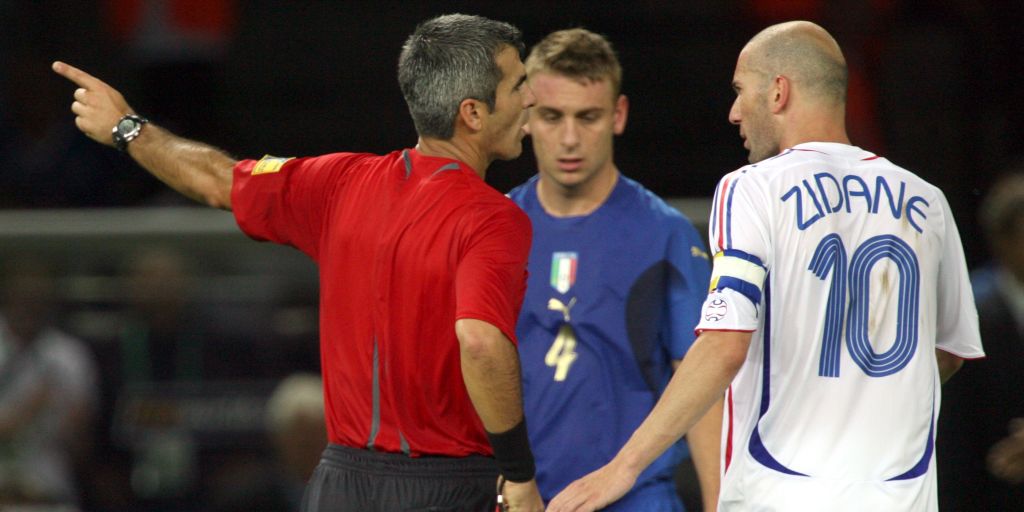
[{"xmin": 0, "ymin": 247, "xmax": 321, "ymax": 511}]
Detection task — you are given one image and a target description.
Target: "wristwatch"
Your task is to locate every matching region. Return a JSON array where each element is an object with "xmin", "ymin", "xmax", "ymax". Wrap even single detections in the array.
[{"xmin": 112, "ymin": 114, "xmax": 148, "ymax": 152}]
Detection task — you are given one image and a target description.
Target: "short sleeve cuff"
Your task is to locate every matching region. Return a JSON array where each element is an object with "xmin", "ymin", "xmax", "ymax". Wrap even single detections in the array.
[
  {"xmin": 695, "ymin": 288, "xmax": 760, "ymax": 334},
  {"xmin": 455, "ymin": 312, "xmax": 519, "ymax": 346}
]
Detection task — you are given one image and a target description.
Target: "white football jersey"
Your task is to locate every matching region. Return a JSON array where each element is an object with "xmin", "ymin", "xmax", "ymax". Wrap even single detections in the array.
[{"xmin": 698, "ymin": 142, "xmax": 983, "ymax": 512}]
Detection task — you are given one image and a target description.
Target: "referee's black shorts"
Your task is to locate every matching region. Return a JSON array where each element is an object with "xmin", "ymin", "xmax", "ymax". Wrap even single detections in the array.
[{"xmin": 300, "ymin": 443, "xmax": 499, "ymax": 511}]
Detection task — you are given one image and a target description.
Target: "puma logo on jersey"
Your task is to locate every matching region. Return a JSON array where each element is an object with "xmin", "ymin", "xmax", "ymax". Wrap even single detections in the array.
[{"xmin": 546, "ymin": 297, "xmax": 578, "ymax": 381}]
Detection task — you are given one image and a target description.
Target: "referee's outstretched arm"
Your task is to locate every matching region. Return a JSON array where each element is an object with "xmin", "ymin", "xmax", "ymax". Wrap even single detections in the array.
[{"xmin": 52, "ymin": 61, "xmax": 236, "ymax": 210}]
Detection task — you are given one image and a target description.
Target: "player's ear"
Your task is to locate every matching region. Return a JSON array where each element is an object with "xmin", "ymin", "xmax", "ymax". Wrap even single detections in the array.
[
  {"xmin": 613, "ymin": 94, "xmax": 629, "ymax": 135},
  {"xmin": 770, "ymin": 75, "xmax": 790, "ymax": 114},
  {"xmin": 457, "ymin": 98, "xmax": 486, "ymax": 133}
]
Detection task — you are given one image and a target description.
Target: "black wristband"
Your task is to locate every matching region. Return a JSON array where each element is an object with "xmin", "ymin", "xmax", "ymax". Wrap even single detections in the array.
[{"xmin": 486, "ymin": 420, "xmax": 536, "ymax": 483}]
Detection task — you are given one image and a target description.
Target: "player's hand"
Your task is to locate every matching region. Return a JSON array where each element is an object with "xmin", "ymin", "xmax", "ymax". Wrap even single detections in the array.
[
  {"xmin": 501, "ymin": 478, "xmax": 544, "ymax": 512},
  {"xmin": 546, "ymin": 459, "xmax": 637, "ymax": 512},
  {"xmin": 51, "ymin": 61, "xmax": 134, "ymax": 147},
  {"xmin": 988, "ymin": 418, "xmax": 1024, "ymax": 484}
]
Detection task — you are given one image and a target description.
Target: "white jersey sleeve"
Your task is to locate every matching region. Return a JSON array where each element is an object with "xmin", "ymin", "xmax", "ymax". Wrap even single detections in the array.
[{"xmin": 700, "ymin": 169, "xmax": 771, "ymax": 328}]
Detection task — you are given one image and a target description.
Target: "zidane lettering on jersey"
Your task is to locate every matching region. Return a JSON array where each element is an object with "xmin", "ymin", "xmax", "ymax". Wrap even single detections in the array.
[
  {"xmin": 780, "ymin": 173, "xmax": 930, "ymax": 233},
  {"xmin": 547, "ymin": 252, "xmax": 579, "ymax": 381}
]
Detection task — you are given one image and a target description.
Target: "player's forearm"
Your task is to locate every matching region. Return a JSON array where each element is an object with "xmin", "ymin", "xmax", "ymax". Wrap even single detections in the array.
[
  {"xmin": 613, "ymin": 331, "xmax": 748, "ymax": 478},
  {"xmin": 687, "ymin": 396, "xmax": 723, "ymax": 509},
  {"xmin": 936, "ymin": 349, "xmax": 964, "ymax": 384},
  {"xmin": 128, "ymin": 124, "xmax": 237, "ymax": 209},
  {"xmin": 456, "ymin": 319, "xmax": 525, "ymax": 432}
]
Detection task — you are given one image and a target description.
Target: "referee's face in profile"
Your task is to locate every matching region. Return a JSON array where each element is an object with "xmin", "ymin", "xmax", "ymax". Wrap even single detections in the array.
[
  {"xmin": 526, "ymin": 71, "xmax": 627, "ymax": 194},
  {"xmin": 481, "ymin": 45, "xmax": 535, "ymax": 162}
]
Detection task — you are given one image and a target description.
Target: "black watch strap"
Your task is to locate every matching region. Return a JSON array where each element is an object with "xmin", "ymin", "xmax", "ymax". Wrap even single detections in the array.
[{"xmin": 112, "ymin": 114, "xmax": 149, "ymax": 152}]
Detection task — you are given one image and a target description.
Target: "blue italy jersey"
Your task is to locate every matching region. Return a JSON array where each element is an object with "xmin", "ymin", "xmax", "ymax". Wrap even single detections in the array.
[{"xmin": 508, "ymin": 175, "xmax": 711, "ymax": 506}]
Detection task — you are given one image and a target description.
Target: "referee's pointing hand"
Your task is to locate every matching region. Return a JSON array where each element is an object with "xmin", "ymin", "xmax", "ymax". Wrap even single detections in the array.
[{"xmin": 52, "ymin": 61, "xmax": 134, "ymax": 147}]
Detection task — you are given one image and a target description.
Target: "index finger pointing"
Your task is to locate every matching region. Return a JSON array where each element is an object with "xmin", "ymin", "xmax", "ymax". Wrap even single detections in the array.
[{"xmin": 52, "ymin": 61, "xmax": 102, "ymax": 88}]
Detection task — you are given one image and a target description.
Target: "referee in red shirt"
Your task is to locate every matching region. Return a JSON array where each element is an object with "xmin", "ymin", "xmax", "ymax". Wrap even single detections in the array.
[{"xmin": 53, "ymin": 13, "xmax": 543, "ymax": 512}]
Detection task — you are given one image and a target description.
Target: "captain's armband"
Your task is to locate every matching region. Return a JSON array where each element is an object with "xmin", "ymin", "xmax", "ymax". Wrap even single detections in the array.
[
  {"xmin": 708, "ymin": 249, "xmax": 767, "ymax": 304},
  {"xmin": 697, "ymin": 249, "xmax": 766, "ymax": 334}
]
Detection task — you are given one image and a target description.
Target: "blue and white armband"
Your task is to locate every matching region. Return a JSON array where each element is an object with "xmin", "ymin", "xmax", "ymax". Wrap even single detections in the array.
[
  {"xmin": 696, "ymin": 249, "xmax": 766, "ymax": 333},
  {"xmin": 708, "ymin": 249, "xmax": 767, "ymax": 304}
]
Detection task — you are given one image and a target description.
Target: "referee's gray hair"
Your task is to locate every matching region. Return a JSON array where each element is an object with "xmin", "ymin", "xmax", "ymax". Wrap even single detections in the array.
[{"xmin": 398, "ymin": 14, "xmax": 524, "ymax": 140}]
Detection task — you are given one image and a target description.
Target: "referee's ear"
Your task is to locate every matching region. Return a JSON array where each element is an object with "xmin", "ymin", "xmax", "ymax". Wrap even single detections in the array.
[{"xmin": 457, "ymin": 98, "xmax": 487, "ymax": 134}]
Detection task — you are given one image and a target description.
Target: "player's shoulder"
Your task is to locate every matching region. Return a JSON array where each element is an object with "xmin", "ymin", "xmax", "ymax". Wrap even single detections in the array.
[
  {"xmin": 713, "ymin": 162, "xmax": 766, "ymax": 201},
  {"xmin": 721, "ymin": 143, "xmax": 916, "ymax": 187},
  {"xmin": 608, "ymin": 177, "xmax": 692, "ymax": 234},
  {"xmin": 855, "ymin": 150, "xmax": 950, "ymax": 205},
  {"xmin": 506, "ymin": 175, "xmax": 539, "ymax": 208},
  {"xmin": 739, "ymin": 143, "xmax": 861, "ymax": 177},
  {"xmin": 618, "ymin": 175, "xmax": 683, "ymax": 220},
  {"xmin": 302, "ymin": 150, "xmax": 388, "ymax": 168},
  {"xmin": 721, "ymin": 149, "xmax": 806, "ymax": 186}
]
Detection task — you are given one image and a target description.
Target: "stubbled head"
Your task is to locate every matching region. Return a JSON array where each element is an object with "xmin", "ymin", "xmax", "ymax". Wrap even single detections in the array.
[
  {"xmin": 729, "ymin": 21, "xmax": 848, "ymax": 163},
  {"xmin": 742, "ymin": 21, "xmax": 848, "ymax": 106}
]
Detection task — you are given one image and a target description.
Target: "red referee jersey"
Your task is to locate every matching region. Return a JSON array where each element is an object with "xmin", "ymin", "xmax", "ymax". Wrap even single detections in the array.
[{"xmin": 232, "ymin": 148, "xmax": 531, "ymax": 457}]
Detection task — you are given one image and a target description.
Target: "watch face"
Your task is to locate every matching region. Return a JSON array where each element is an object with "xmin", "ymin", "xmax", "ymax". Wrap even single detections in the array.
[
  {"xmin": 113, "ymin": 115, "xmax": 146, "ymax": 151},
  {"xmin": 118, "ymin": 118, "xmax": 137, "ymax": 134}
]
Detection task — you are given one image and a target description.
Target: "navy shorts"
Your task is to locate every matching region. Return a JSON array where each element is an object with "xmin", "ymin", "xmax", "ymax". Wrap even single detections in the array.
[{"xmin": 300, "ymin": 444, "xmax": 499, "ymax": 512}]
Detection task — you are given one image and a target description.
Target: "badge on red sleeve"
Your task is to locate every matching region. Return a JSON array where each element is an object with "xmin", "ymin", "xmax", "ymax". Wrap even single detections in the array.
[{"xmin": 252, "ymin": 155, "xmax": 294, "ymax": 175}]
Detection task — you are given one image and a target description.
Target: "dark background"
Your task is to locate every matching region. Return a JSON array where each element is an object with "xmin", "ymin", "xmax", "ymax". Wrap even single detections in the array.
[{"xmin": 2, "ymin": 0, "xmax": 1022, "ymax": 266}]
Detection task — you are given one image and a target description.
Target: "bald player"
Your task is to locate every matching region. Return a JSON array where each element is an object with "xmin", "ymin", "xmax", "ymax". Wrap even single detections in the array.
[{"xmin": 548, "ymin": 21, "xmax": 982, "ymax": 512}]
